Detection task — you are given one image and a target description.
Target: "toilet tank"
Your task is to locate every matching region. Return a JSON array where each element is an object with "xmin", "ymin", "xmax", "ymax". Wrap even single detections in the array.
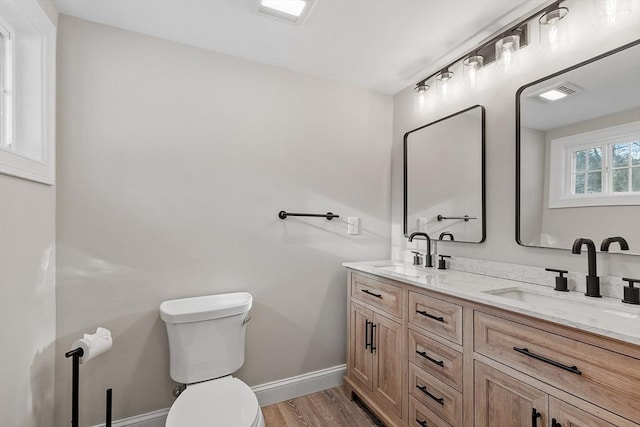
[{"xmin": 160, "ymin": 292, "xmax": 252, "ymax": 384}]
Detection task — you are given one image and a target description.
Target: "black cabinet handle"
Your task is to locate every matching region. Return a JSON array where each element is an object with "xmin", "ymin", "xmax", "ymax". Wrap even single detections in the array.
[
  {"xmin": 416, "ymin": 385, "xmax": 444, "ymax": 405},
  {"xmin": 361, "ymin": 289, "xmax": 382, "ymax": 299},
  {"xmin": 532, "ymin": 408, "xmax": 541, "ymax": 427},
  {"xmin": 551, "ymin": 419, "xmax": 561, "ymax": 427},
  {"xmin": 370, "ymin": 323, "xmax": 376, "ymax": 353},
  {"xmin": 416, "ymin": 350, "xmax": 444, "ymax": 367},
  {"xmin": 416, "ymin": 310, "xmax": 444, "ymax": 322},
  {"xmin": 513, "ymin": 347, "xmax": 582, "ymax": 375},
  {"xmin": 416, "ymin": 420, "xmax": 427, "ymax": 427},
  {"xmin": 364, "ymin": 320, "xmax": 371, "ymax": 350}
]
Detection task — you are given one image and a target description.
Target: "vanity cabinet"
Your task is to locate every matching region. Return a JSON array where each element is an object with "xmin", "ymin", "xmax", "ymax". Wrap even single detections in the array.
[
  {"xmin": 344, "ymin": 269, "xmax": 640, "ymax": 427},
  {"xmin": 347, "ymin": 274, "xmax": 405, "ymax": 424}
]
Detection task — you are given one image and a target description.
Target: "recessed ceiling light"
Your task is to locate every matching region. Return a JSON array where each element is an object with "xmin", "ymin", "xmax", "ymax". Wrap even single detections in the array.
[
  {"xmin": 538, "ymin": 89, "xmax": 568, "ymax": 101},
  {"xmin": 255, "ymin": 0, "xmax": 315, "ymax": 24},
  {"xmin": 261, "ymin": 0, "xmax": 306, "ymax": 17}
]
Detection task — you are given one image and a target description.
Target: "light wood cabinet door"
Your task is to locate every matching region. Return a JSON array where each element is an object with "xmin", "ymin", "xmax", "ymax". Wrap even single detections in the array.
[
  {"xmin": 372, "ymin": 311, "xmax": 403, "ymax": 418},
  {"xmin": 349, "ymin": 302, "xmax": 373, "ymax": 390},
  {"xmin": 549, "ymin": 397, "xmax": 617, "ymax": 427},
  {"xmin": 475, "ymin": 361, "xmax": 548, "ymax": 427}
]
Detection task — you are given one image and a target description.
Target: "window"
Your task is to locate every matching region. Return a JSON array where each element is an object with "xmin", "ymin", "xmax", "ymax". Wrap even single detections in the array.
[
  {"xmin": 0, "ymin": 1, "xmax": 55, "ymax": 185},
  {"xmin": 549, "ymin": 121, "xmax": 640, "ymax": 208}
]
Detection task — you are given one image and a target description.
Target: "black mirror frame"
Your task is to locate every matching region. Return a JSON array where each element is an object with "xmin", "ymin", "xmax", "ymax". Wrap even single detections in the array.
[
  {"xmin": 515, "ymin": 38, "xmax": 640, "ymax": 250},
  {"xmin": 403, "ymin": 104, "xmax": 486, "ymax": 243}
]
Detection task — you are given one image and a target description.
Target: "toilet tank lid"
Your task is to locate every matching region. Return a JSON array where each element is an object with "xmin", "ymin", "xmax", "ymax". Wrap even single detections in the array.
[{"xmin": 160, "ymin": 292, "xmax": 252, "ymax": 324}]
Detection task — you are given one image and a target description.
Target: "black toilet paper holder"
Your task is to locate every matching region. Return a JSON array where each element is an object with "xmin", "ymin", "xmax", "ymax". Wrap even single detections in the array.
[{"xmin": 65, "ymin": 347, "xmax": 112, "ymax": 427}]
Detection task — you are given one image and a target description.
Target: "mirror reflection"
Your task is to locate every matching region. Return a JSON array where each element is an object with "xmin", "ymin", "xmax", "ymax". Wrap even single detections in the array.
[
  {"xmin": 517, "ymin": 41, "xmax": 640, "ymax": 254},
  {"xmin": 404, "ymin": 105, "xmax": 485, "ymax": 243}
]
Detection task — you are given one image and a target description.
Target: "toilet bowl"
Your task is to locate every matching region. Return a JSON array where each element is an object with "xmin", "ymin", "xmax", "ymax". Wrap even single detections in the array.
[
  {"xmin": 165, "ymin": 376, "xmax": 264, "ymax": 427},
  {"xmin": 160, "ymin": 292, "xmax": 264, "ymax": 427}
]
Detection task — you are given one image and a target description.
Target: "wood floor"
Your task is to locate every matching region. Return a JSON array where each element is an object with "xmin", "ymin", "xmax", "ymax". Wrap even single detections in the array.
[{"xmin": 262, "ymin": 386, "xmax": 383, "ymax": 427}]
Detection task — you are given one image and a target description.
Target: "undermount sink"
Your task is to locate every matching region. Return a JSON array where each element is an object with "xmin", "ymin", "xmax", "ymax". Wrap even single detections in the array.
[
  {"xmin": 484, "ymin": 287, "xmax": 640, "ymax": 325},
  {"xmin": 372, "ymin": 262, "xmax": 429, "ymax": 278}
]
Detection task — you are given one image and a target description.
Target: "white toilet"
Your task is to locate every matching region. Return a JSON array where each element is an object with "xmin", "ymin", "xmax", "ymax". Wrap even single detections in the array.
[{"xmin": 160, "ymin": 292, "xmax": 265, "ymax": 427}]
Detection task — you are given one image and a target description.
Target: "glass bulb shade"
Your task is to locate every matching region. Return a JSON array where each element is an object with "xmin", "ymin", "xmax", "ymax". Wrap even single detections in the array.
[
  {"xmin": 436, "ymin": 71, "xmax": 454, "ymax": 100},
  {"xmin": 593, "ymin": 0, "xmax": 632, "ymax": 25},
  {"xmin": 539, "ymin": 7, "xmax": 569, "ymax": 51},
  {"xmin": 414, "ymin": 84, "xmax": 429, "ymax": 112},
  {"xmin": 495, "ymin": 35, "xmax": 520, "ymax": 72},
  {"xmin": 463, "ymin": 55, "xmax": 483, "ymax": 89}
]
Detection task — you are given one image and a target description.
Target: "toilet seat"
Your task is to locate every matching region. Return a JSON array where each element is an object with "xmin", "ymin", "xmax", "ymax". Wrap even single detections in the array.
[{"xmin": 165, "ymin": 376, "xmax": 264, "ymax": 427}]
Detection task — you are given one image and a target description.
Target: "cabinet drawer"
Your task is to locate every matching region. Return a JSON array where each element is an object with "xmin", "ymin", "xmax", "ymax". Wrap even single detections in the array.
[
  {"xmin": 409, "ymin": 396, "xmax": 452, "ymax": 427},
  {"xmin": 351, "ymin": 274, "xmax": 402, "ymax": 318},
  {"xmin": 409, "ymin": 363, "xmax": 462, "ymax": 427},
  {"xmin": 474, "ymin": 311, "xmax": 640, "ymax": 424},
  {"xmin": 409, "ymin": 329, "xmax": 463, "ymax": 391},
  {"xmin": 409, "ymin": 292, "xmax": 462, "ymax": 345}
]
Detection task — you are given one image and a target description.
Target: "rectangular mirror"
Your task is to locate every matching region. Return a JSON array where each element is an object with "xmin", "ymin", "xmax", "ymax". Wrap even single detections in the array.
[
  {"xmin": 517, "ymin": 40, "xmax": 640, "ymax": 254},
  {"xmin": 404, "ymin": 105, "xmax": 485, "ymax": 243}
]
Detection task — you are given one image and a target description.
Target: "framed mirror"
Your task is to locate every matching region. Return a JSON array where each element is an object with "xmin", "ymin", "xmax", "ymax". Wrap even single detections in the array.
[
  {"xmin": 404, "ymin": 105, "xmax": 486, "ymax": 243},
  {"xmin": 517, "ymin": 40, "xmax": 640, "ymax": 254}
]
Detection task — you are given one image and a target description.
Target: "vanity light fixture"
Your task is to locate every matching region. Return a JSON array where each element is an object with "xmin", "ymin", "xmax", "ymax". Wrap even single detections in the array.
[
  {"xmin": 413, "ymin": 82, "xmax": 430, "ymax": 112},
  {"xmin": 539, "ymin": 2, "xmax": 570, "ymax": 51},
  {"xmin": 593, "ymin": 0, "xmax": 632, "ymax": 25},
  {"xmin": 463, "ymin": 54, "xmax": 483, "ymax": 89},
  {"xmin": 495, "ymin": 34, "xmax": 521, "ymax": 72},
  {"xmin": 436, "ymin": 68, "xmax": 454, "ymax": 100}
]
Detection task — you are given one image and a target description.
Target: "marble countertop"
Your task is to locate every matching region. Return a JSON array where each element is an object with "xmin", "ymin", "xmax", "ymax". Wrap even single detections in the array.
[{"xmin": 344, "ymin": 260, "xmax": 640, "ymax": 346}]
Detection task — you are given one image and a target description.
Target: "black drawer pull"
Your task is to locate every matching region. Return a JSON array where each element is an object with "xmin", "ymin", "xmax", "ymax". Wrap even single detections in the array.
[
  {"xmin": 532, "ymin": 408, "xmax": 541, "ymax": 427},
  {"xmin": 364, "ymin": 320, "xmax": 371, "ymax": 350},
  {"xmin": 416, "ymin": 310, "xmax": 444, "ymax": 322},
  {"xmin": 416, "ymin": 420, "xmax": 427, "ymax": 427},
  {"xmin": 361, "ymin": 289, "xmax": 382, "ymax": 299},
  {"xmin": 513, "ymin": 347, "xmax": 582, "ymax": 375},
  {"xmin": 551, "ymin": 419, "xmax": 561, "ymax": 427},
  {"xmin": 416, "ymin": 384, "xmax": 444, "ymax": 405},
  {"xmin": 370, "ymin": 323, "xmax": 376, "ymax": 353},
  {"xmin": 416, "ymin": 350, "xmax": 444, "ymax": 367}
]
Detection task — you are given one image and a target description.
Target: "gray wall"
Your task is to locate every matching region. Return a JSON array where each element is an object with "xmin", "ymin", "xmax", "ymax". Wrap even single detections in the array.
[
  {"xmin": 0, "ymin": 2, "xmax": 57, "ymax": 426},
  {"xmin": 55, "ymin": 15, "xmax": 392, "ymax": 425},
  {"xmin": 391, "ymin": 2, "xmax": 640, "ymax": 278}
]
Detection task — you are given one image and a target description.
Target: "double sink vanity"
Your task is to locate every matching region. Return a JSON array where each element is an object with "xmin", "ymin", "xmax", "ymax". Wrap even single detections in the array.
[{"xmin": 343, "ymin": 261, "xmax": 640, "ymax": 427}]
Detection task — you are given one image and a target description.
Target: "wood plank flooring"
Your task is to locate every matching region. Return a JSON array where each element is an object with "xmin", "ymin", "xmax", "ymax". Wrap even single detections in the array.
[{"xmin": 262, "ymin": 386, "xmax": 383, "ymax": 427}]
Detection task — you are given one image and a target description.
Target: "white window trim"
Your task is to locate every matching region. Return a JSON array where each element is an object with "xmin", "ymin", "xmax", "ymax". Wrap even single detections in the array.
[
  {"xmin": 0, "ymin": 0, "xmax": 56, "ymax": 185},
  {"xmin": 549, "ymin": 121, "xmax": 640, "ymax": 208}
]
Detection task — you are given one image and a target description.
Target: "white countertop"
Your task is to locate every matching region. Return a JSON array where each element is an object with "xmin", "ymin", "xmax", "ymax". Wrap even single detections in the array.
[{"xmin": 344, "ymin": 260, "xmax": 640, "ymax": 346}]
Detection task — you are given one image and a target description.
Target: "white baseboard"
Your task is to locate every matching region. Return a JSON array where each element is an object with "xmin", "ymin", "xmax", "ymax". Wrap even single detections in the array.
[
  {"xmin": 91, "ymin": 364, "xmax": 346, "ymax": 427},
  {"xmin": 252, "ymin": 363, "xmax": 346, "ymax": 407}
]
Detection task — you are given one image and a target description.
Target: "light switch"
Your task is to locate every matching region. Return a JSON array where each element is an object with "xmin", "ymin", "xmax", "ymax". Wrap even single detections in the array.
[{"xmin": 347, "ymin": 217, "xmax": 360, "ymax": 235}]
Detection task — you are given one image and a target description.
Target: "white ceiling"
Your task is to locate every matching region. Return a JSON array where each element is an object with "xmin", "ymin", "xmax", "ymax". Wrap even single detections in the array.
[{"xmin": 54, "ymin": 0, "xmax": 548, "ymax": 95}]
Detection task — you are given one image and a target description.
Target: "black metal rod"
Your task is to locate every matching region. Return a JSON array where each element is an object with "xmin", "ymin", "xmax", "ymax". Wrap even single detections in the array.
[
  {"xmin": 106, "ymin": 388, "xmax": 112, "ymax": 427},
  {"xmin": 365, "ymin": 320, "xmax": 371, "ymax": 350},
  {"xmin": 416, "ymin": 385, "xmax": 444, "ymax": 405},
  {"xmin": 65, "ymin": 348, "xmax": 84, "ymax": 427},
  {"xmin": 416, "ymin": 310, "xmax": 444, "ymax": 322},
  {"xmin": 437, "ymin": 215, "xmax": 477, "ymax": 222},
  {"xmin": 278, "ymin": 211, "xmax": 339, "ymax": 220},
  {"xmin": 370, "ymin": 324, "xmax": 376, "ymax": 353},
  {"xmin": 416, "ymin": 350, "xmax": 445, "ymax": 367},
  {"xmin": 361, "ymin": 289, "xmax": 382, "ymax": 299},
  {"xmin": 513, "ymin": 347, "xmax": 582, "ymax": 375},
  {"xmin": 532, "ymin": 408, "xmax": 541, "ymax": 427}
]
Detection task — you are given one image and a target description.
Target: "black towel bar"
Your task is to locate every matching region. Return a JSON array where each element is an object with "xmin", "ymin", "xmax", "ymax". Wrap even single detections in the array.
[{"xmin": 278, "ymin": 211, "xmax": 339, "ymax": 220}]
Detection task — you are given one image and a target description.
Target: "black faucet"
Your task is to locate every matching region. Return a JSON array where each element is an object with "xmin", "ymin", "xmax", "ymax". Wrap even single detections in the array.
[
  {"xmin": 439, "ymin": 232, "xmax": 455, "ymax": 241},
  {"xmin": 408, "ymin": 232, "xmax": 433, "ymax": 267},
  {"xmin": 571, "ymin": 238, "xmax": 601, "ymax": 298},
  {"xmin": 600, "ymin": 236, "xmax": 630, "ymax": 252}
]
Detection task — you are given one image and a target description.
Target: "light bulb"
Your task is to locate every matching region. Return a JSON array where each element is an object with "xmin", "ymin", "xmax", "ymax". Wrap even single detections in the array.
[
  {"xmin": 436, "ymin": 70, "xmax": 454, "ymax": 100},
  {"xmin": 413, "ymin": 83, "xmax": 429, "ymax": 112},
  {"xmin": 463, "ymin": 55, "xmax": 483, "ymax": 89},
  {"xmin": 496, "ymin": 35, "xmax": 520, "ymax": 72},
  {"xmin": 539, "ymin": 6, "xmax": 569, "ymax": 51}
]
